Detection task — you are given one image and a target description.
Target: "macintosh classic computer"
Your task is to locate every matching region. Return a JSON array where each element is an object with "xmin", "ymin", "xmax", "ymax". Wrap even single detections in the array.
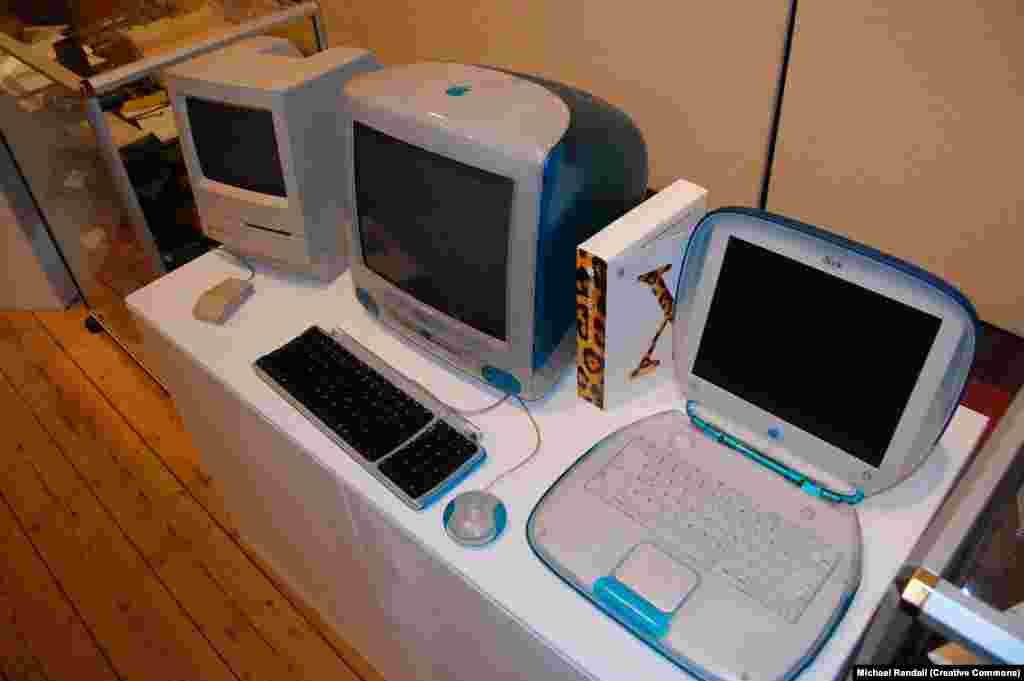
[
  {"xmin": 166, "ymin": 37, "xmax": 380, "ymax": 281},
  {"xmin": 344, "ymin": 62, "xmax": 648, "ymax": 398}
]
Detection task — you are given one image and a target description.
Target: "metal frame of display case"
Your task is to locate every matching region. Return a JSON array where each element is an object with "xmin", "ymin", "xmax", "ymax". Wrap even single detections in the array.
[{"xmin": 0, "ymin": 1, "xmax": 327, "ymax": 388}]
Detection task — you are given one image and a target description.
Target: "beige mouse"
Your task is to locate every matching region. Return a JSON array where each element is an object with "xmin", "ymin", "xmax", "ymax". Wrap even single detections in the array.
[{"xmin": 193, "ymin": 277, "xmax": 254, "ymax": 324}]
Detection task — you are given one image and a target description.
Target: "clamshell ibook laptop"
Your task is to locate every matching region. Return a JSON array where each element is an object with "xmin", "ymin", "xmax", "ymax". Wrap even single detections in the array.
[{"xmin": 528, "ymin": 208, "xmax": 976, "ymax": 681}]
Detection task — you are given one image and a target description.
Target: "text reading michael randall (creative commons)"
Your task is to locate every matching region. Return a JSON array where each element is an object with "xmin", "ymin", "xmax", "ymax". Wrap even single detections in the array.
[{"xmin": 854, "ymin": 666, "xmax": 1023, "ymax": 679}]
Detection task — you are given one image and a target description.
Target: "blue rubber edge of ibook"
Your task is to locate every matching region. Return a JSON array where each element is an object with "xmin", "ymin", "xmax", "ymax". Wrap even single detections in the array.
[
  {"xmin": 686, "ymin": 401, "xmax": 865, "ymax": 505},
  {"xmin": 593, "ymin": 575, "xmax": 673, "ymax": 638}
]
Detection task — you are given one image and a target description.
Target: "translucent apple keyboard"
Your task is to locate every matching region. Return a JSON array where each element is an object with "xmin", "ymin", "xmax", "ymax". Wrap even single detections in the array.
[
  {"xmin": 585, "ymin": 432, "xmax": 841, "ymax": 622},
  {"xmin": 254, "ymin": 326, "xmax": 485, "ymax": 510}
]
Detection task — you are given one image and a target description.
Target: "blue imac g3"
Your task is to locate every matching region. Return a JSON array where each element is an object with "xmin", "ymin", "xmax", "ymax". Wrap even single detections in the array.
[{"xmin": 344, "ymin": 62, "xmax": 648, "ymax": 398}]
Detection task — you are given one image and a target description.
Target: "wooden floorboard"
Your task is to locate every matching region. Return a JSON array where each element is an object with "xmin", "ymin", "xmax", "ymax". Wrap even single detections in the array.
[
  {"xmin": 0, "ymin": 492, "xmax": 117, "ymax": 681},
  {"xmin": 0, "ymin": 308, "xmax": 377, "ymax": 681},
  {"xmin": 0, "ymin": 364, "xmax": 235, "ymax": 681},
  {"xmin": 0, "ymin": 579, "xmax": 53, "ymax": 681}
]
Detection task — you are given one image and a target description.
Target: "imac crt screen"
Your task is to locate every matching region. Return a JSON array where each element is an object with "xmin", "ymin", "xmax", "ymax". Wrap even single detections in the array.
[
  {"xmin": 692, "ymin": 236, "xmax": 942, "ymax": 468},
  {"xmin": 354, "ymin": 122, "xmax": 514, "ymax": 341},
  {"xmin": 186, "ymin": 97, "xmax": 287, "ymax": 198}
]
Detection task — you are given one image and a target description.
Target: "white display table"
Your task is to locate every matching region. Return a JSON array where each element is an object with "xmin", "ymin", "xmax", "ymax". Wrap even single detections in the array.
[{"xmin": 127, "ymin": 251, "xmax": 987, "ymax": 681}]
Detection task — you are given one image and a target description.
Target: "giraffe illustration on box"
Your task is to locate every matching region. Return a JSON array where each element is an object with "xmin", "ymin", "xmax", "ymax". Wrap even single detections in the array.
[{"xmin": 630, "ymin": 264, "xmax": 674, "ymax": 379}]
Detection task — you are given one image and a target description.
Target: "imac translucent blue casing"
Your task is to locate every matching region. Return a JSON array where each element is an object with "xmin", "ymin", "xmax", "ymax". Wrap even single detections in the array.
[{"xmin": 344, "ymin": 62, "xmax": 648, "ymax": 398}]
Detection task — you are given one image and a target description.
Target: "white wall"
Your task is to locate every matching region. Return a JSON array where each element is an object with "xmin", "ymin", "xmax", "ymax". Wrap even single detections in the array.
[
  {"xmin": 319, "ymin": 0, "xmax": 792, "ymax": 206},
  {"xmin": 767, "ymin": 1, "xmax": 1024, "ymax": 334}
]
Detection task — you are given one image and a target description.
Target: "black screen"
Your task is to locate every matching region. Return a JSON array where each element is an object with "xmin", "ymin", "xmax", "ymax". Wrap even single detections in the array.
[
  {"xmin": 354, "ymin": 123, "xmax": 514, "ymax": 341},
  {"xmin": 186, "ymin": 97, "xmax": 287, "ymax": 198},
  {"xmin": 692, "ymin": 237, "xmax": 942, "ymax": 468}
]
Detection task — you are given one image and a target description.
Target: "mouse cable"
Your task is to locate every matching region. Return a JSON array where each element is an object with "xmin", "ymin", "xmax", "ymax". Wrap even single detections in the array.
[
  {"xmin": 219, "ymin": 245, "xmax": 256, "ymax": 281},
  {"xmin": 436, "ymin": 392, "xmax": 511, "ymax": 440},
  {"xmin": 484, "ymin": 396, "xmax": 541, "ymax": 492},
  {"xmin": 454, "ymin": 392, "xmax": 511, "ymax": 416}
]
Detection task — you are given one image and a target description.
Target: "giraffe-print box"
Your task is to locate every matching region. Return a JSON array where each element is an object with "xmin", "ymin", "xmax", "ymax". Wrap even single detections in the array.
[{"xmin": 576, "ymin": 179, "xmax": 707, "ymax": 410}]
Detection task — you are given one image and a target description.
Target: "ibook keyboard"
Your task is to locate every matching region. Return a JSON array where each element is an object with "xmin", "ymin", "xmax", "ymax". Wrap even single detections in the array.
[
  {"xmin": 254, "ymin": 326, "xmax": 485, "ymax": 509},
  {"xmin": 585, "ymin": 432, "xmax": 840, "ymax": 623}
]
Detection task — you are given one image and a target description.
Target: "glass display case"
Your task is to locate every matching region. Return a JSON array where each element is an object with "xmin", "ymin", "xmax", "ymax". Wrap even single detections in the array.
[
  {"xmin": 855, "ymin": 388, "xmax": 1024, "ymax": 670},
  {"xmin": 0, "ymin": 0, "xmax": 324, "ymax": 384}
]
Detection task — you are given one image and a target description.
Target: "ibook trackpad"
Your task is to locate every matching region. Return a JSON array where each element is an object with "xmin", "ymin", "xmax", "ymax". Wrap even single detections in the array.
[{"xmin": 615, "ymin": 543, "xmax": 699, "ymax": 613}]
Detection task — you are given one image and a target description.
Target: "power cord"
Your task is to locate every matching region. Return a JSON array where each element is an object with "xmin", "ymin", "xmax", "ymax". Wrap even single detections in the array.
[
  {"xmin": 438, "ymin": 391, "xmax": 543, "ymax": 492},
  {"xmin": 485, "ymin": 396, "xmax": 542, "ymax": 492}
]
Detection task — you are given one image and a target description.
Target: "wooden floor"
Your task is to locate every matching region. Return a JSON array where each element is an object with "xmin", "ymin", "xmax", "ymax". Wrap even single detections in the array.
[{"xmin": 0, "ymin": 306, "xmax": 383, "ymax": 681}]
